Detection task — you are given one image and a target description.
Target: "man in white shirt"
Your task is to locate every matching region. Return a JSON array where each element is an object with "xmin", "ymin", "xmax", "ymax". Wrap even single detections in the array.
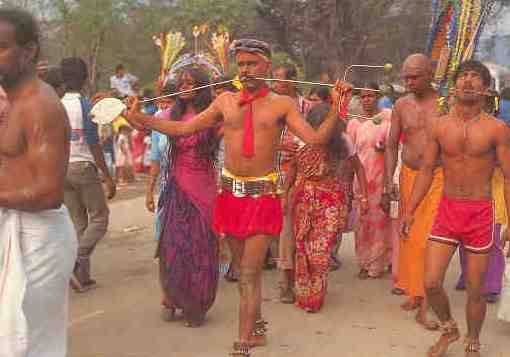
[
  {"xmin": 61, "ymin": 57, "xmax": 116, "ymax": 291},
  {"xmin": 110, "ymin": 64, "xmax": 138, "ymax": 97}
]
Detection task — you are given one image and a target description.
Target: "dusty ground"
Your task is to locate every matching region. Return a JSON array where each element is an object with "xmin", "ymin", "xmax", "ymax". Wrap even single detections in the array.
[{"xmin": 69, "ymin": 188, "xmax": 509, "ymax": 357}]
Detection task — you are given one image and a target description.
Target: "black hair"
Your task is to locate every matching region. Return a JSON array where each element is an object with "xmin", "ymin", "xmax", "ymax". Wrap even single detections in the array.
[
  {"xmin": 0, "ymin": 8, "xmax": 40, "ymax": 63},
  {"xmin": 42, "ymin": 67, "xmax": 63, "ymax": 90},
  {"xmin": 115, "ymin": 64, "xmax": 124, "ymax": 72},
  {"xmin": 309, "ymin": 86, "xmax": 331, "ymax": 102},
  {"xmin": 305, "ymin": 103, "xmax": 349, "ymax": 161},
  {"xmin": 454, "ymin": 60, "xmax": 492, "ymax": 87},
  {"xmin": 60, "ymin": 57, "xmax": 88, "ymax": 91},
  {"xmin": 274, "ymin": 63, "xmax": 297, "ymax": 80},
  {"xmin": 161, "ymin": 81, "xmax": 177, "ymax": 96},
  {"xmin": 360, "ymin": 82, "xmax": 381, "ymax": 96},
  {"xmin": 171, "ymin": 67, "xmax": 213, "ymax": 121},
  {"xmin": 170, "ymin": 67, "xmax": 216, "ymax": 161}
]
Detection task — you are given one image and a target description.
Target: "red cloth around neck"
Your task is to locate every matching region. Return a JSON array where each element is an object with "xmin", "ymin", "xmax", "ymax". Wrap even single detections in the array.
[{"xmin": 238, "ymin": 85, "xmax": 270, "ymax": 158}]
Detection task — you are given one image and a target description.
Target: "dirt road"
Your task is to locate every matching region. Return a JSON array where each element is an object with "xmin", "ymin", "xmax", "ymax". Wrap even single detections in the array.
[{"xmin": 69, "ymin": 194, "xmax": 509, "ymax": 357}]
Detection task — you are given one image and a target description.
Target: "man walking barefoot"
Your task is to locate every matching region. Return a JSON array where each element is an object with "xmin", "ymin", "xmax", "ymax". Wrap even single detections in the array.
[{"xmin": 402, "ymin": 60, "xmax": 510, "ymax": 357}]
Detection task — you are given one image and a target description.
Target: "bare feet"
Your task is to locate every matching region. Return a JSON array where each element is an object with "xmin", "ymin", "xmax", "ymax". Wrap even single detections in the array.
[
  {"xmin": 427, "ymin": 324, "xmax": 460, "ymax": 357},
  {"xmin": 415, "ymin": 310, "xmax": 439, "ymax": 331},
  {"xmin": 391, "ymin": 287, "xmax": 405, "ymax": 296},
  {"xmin": 279, "ymin": 287, "xmax": 295, "ymax": 304},
  {"xmin": 247, "ymin": 334, "xmax": 267, "ymax": 347},
  {"xmin": 358, "ymin": 269, "xmax": 369, "ymax": 280},
  {"xmin": 400, "ymin": 297, "xmax": 420, "ymax": 311}
]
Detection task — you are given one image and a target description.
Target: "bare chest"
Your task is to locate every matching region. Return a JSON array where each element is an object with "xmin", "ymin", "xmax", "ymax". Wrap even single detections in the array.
[
  {"xmin": 438, "ymin": 119, "xmax": 494, "ymax": 157},
  {"xmin": 0, "ymin": 110, "xmax": 25, "ymax": 158},
  {"xmin": 221, "ymin": 96, "xmax": 283, "ymax": 133},
  {"xmin": 400, "ymin": 102, "xmax": 436, "ymax": 135}
]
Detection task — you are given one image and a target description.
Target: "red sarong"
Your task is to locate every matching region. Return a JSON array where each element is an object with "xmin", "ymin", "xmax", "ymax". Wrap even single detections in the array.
[{"xmin": 213, "ymin": 191, "xmax": 283, "ymax": 240}]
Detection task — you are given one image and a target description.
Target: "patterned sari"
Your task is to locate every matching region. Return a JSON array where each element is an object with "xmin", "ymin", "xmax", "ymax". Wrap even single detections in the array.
[
  {"xmin": 157, "ymin": 112, "xmax": 218, "ymax": 324},
  {"xmin": 293, "ymin": 145, "xmax": 347, "ymax": 312}
]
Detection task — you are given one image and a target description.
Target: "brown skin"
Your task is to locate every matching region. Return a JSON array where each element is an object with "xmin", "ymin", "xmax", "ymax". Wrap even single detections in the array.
[
  {"xmin": 382, "ymin": 54, "xmax": 440, "ymax": 326},
  {"xmin": 0, "ymin": 21, "xmax": 70, "ymax": 212},
  {"xmin": 126, "ymin": 51, "xmax": 351, "ymax": 347},
  {"xmin": 401, "ymin": 69, "xmax": 510, "ymax": 357}
]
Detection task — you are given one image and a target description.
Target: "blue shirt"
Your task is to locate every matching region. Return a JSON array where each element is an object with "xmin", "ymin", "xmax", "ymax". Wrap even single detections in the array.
[{"xmin": 498, "ymin": 99, "xmax": 510, "ymax": 128}]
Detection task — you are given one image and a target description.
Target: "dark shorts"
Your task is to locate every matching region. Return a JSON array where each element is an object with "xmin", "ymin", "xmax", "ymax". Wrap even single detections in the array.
[{"xmin": 429, "ymin": 196, "xmax": 494, "ymax": 253}]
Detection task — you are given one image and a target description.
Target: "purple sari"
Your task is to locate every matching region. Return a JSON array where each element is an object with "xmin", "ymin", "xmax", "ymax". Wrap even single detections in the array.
[{"xmin": 158, "ymin": 112, "xmax": 218, "ymax": 323}]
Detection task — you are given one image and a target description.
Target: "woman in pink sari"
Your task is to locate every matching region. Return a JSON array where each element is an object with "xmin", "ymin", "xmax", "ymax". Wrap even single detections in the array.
[
  {"xmin": 148, "ymin": 68, "xmax": 219, "ymax": 327},
  {"xmin": 348, "ymin": 84, "xmax": 392, "ymax": 279}
]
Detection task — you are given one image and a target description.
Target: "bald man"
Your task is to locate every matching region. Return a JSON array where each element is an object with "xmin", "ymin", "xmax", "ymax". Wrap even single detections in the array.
[{"xmin": 384, "ymin": 54, "xmax": 443, "ymax": 330}]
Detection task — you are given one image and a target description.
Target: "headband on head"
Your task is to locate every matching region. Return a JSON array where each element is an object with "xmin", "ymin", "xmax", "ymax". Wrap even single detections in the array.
[{"xmin": 229, "ymin": 39, "xmax": 272, "ymax": 62}]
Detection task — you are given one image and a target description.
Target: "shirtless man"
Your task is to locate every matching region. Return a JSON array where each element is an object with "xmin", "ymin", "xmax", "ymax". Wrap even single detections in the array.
[
  {"xmin": 384, "ymin": 54, "xmax": 442, "ymax": 330},
  {"xmin": 126, "ymin": 39, "xmax": 350, "ymax": 356},
  {"xmin": 401, "ymin": 60, "xmax": 510, "ymax": 357},
  {"xmin": 0, "ymin": 9, "xmax": 77, "ymax": 357}
]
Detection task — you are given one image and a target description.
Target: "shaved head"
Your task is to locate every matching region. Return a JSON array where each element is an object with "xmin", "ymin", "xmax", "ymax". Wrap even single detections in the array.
[
  {"xmin": 401, "ymin": 53, "xmax": 434, "ymax": 96},
  {"xmin": 403, "ymin": 53, "xmax": 433, "ymax": 74}
]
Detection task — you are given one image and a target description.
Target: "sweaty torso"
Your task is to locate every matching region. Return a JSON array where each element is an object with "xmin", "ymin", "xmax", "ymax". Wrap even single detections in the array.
[
  {"xmin": 0, "ymin": 90, "xmax": 26, "ymax": 162},
  {"xmin": 397, "ymin": 93, "xmax": 440, "ymax": 170},
  {"xmin": 0, "ymin": 80, "xmax": 70, "ymax": 207},
  {"xmin": 217, "ymin": 92, "xmax": 287, "ymax": 177},
  {"xmin": 436, "ymin": 112, "xmax": 498, "ymax": 199}
]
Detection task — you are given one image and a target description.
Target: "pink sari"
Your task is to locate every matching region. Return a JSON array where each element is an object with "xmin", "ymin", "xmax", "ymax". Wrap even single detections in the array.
[{"xmin": 351, "ymin": 109, "xmax": 392, "ymax": 277}]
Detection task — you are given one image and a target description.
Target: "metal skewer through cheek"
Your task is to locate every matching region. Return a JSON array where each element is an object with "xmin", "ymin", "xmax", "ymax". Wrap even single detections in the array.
[{"xmin": 139, "ymin": 79, "xmax": 236, "ymax": 103}]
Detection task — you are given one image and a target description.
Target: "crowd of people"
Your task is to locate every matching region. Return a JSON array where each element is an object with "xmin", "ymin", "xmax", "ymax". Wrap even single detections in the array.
[{"xmin": 1, "ymin": 7, "xmax": 510, "ymax": 357}]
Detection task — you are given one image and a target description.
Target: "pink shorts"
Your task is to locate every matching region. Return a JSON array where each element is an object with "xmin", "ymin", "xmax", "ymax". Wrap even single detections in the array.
[{"xmin": 429, "ymin": 196, "xmax": 494, "ymax": 253}]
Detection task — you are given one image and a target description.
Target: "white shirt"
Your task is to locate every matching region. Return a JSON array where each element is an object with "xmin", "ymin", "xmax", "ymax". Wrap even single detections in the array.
[
  {"xmin": 62, "ymin": 93, "xmax": 95, "ymax": 163},
  {"xmin": 110, "ymin": 73, "xmax": 138, "ymax": 97}
]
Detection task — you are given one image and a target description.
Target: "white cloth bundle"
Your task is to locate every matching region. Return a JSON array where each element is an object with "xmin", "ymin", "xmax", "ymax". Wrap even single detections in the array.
[
  {"xmin": 0, "ymin": 209, "xmax": 27, "ymax": 357},
  {"xmin": 0, "ymin": 207, "xmax": 77, "ymax": 357}
]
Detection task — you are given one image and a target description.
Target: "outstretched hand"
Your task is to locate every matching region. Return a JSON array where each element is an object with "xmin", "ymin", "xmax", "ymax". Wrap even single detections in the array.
[{"xmin": 124, "ymin": 96, "xmax": 145, "ymax": 130}]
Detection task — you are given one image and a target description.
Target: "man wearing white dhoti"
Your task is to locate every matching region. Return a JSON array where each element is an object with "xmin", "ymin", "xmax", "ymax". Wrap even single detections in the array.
[{"xmin": 0, "ymin": 8, "xmax": 77, "ymax": 357}]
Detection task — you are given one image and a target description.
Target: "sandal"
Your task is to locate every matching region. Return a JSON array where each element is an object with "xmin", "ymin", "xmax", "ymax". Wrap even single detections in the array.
[
  {"xmin": 249, "ymin": 319, "xmax": 268, "ymax": 347},
  {"xmin": 225, "ymin": 266, "xmax": 240, "ymax": 283},
  {"xmin": 464, "ymin": 338, "xmax": 481, "ymax": 357},
  {"xmin": 427, "ymin": 320, "xmax": 460, "ymax": 357},
  {"xmin": 230, "ymin": 342, "xmax": 251, "ymax": 357}
]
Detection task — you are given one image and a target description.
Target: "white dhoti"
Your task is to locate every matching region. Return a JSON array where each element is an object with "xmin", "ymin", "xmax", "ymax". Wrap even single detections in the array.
[{"xmin": 0, "ymin": 206, "xmax": 77, "ymax": 357}]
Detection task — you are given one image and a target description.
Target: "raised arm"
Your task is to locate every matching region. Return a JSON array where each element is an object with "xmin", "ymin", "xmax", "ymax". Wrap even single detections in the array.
[
  {"xmin": 0, "ymin": 97, "xmax": 70, "ymax": 211},
  {"xmin": 401, "ymin": 119, "xmax": 440, "ymax": 236},
  {"xmin": 126, "ymin": 96, "xmax": 223, "ymax": 137},
  {"xmin": 285, "ymin": 81, "xmax": 352, "ymax": 145}
]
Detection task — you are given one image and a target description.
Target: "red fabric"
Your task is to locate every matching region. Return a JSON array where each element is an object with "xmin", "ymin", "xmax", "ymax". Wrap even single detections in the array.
[
  {"xmin": 213, "ymin": 191, "xmax": 283, "ymax": 240},
  {"xmin": 238, "ymin": 86, "xmax": 270, "ymax": 157},
  {"xmin": 430, "ymin": 196, "xmax": 494, "ymax": 253}
]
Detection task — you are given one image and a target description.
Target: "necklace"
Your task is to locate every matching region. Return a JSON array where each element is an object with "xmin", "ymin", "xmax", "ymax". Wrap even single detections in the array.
[{"xmin": 454, "ymin": 111, "xmax": 482, "ymax": 140}]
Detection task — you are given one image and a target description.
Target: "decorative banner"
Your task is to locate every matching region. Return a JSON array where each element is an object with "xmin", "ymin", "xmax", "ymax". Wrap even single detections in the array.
[
  {"xmin": 153, "ymin": 31, "xmax": 186, "ymax": 90},
  {"xmin": 427, "ymin": 0, "xmax": 496, "ymax": 111}
]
